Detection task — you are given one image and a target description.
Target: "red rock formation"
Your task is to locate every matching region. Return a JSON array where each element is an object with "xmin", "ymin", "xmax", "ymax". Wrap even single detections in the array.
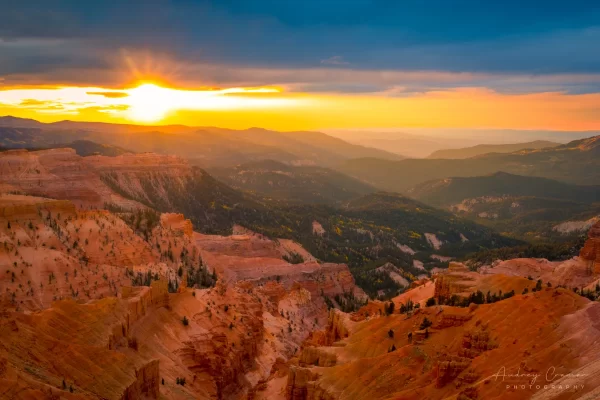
[
  {"xmin": 285, "ymin": 367, "xmax": 322, "ymax": 400},
  {"xmin": 120, "ymin": 359, "xmax": 160, "ymax": 400},
  {"xmin": 581, "ymin": 221, "xmax": 600, "ymax": 273},
  {"xmin": 0, "ymin": 298, "xmax": 160, "ymax": 399},
  {"xmin": 459, "ymin": 329, "xmax": 496, "ymax": 358},
  {"xmin": 435, "ymin": 355, "xmax": 472, "ymax": 388},
  {"xmin": 269, "ymin": 282, "xmax": 596, "ymax": 400},
  {"xmin": 0, "ymin": 179, "xmax": 365, "ymax": 399},
  {"xmin": 160, "ymin": 213, "xmax": 193, "ymax": 237},
  {"xmin": 325, "ymin": 309, "xmax": 350, "ymax": 345},
  {"xmin": 298, "ymin": 347, "xmax": 337, "ymax": 367}
]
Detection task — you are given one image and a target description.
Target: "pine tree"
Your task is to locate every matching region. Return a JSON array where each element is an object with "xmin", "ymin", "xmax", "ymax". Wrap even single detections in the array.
[{"xmin": 420, "ymin": 317, "xmax": 432, "ymax": 330}]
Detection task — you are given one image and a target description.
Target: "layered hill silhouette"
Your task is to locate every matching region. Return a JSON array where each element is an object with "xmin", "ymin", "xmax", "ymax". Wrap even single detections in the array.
[
  {"xmin": 0, "ymin": 116, "xmax": 402, "ymax": 168},
  {"xmin": 427, "ymin": 140, "xmax": 559, "ymax": 159},
  {"xmin": 339, "ymin": 135, "xmax": 600, "ymax": 192}
]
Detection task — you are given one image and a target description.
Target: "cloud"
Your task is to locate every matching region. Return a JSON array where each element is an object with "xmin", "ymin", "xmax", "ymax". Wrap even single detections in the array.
[
  {"xmin": 19, "ymin": 99, "xmax": 49, "ymax": 106},
  {"xmin": 86, "ymin": 91, "xmax": 129, "ymax": 98},
  {"xmin": 0, "ymin": 1, "xmax": 599, "ymax": 99},
  {"xmin": 321, "ymin": 56, "xmax": 349, "ymax": 66}
]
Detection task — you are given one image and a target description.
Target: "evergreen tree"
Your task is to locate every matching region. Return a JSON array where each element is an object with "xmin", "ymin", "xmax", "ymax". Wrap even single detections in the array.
[{"xmin": 420, "ymin": 317, "xmax": 432, "ymax": 330}]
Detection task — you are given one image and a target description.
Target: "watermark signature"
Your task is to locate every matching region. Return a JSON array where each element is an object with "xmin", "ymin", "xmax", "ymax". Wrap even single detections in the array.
[{"xmin": 492, "ymin": 366, "xmax": 588, "ymax": 391}]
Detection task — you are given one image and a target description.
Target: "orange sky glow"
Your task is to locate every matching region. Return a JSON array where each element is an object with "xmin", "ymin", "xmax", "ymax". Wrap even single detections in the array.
[{"xmin": 0, "ymin": 82, "xmax": 599, "ymax": 131}]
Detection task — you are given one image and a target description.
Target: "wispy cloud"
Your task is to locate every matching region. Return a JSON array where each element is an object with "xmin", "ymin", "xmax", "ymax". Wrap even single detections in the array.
[
  {"xmin": 86, "ymin": 91, "xmax": 129, "ymax": 98},
  {"xmin": 320, "ymin": 56, "xmax": 349, "ymax": 66}
]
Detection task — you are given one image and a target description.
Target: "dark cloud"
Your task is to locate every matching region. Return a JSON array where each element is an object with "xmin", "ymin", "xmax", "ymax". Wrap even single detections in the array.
[{"xmin": 0, "ymin": 0, "xmax": 599, "ymax": 92}]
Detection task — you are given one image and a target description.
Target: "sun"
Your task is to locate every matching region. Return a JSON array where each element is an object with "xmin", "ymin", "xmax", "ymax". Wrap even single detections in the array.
[
  {"xmin": 123, "ymin": 82, "xmax": 288, "ymax": 123},
  {"xmin": 126, "ymin": 83, "xmax": 174, "ymax": 122}
]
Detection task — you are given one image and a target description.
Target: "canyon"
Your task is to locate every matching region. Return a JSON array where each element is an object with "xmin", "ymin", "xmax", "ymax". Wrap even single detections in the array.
[
  {"xmin": 0, "ymin": 184, "xmax": 364, "ymax": 398},
  {"xmin": 1, "ymin": 148, "xmax": 599, "ymax": 400}
]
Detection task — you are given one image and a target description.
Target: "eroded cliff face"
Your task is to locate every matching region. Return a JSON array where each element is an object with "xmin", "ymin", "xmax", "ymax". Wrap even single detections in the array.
[
  {"xmin": 581, "ymin": 220, "xmax": 600, "ymax": 273},
  {"xmin": 0, "ymin": 148, "xmax": 141, "ymax": 209},
  {"xmin": 0, "ymin": 148, "xmax": 194, "ymax": 210},
  {"xmin": 271, "ymin": 286, "xmax": 595, "ymax": 400},
  {"xmin": 0, "ymin": 194, "xmax": 184, "ymax": 311},
  {"xmin": 284, "ymin": 367, "xmax": 335, "ymax": 400},
  {"xmin": 0, "ymin": 297, "xmax": 161, "ymax": 400},
  {"xmin": 0, "ymin": 193, "xmax": 362, "ymax": 399},
  {"xmin": 87, "ymin": 152, "xmax": 193, "ymax": 209},
  {"xmin": 273, "ymin": 231, "xmax": 600, "ymax": 400}
]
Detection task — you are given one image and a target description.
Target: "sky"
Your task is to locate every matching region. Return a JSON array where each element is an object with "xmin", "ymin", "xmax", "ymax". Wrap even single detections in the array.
[{"xmin": 0, "ymin": 0, "xmax": 599, "ymax": 131}]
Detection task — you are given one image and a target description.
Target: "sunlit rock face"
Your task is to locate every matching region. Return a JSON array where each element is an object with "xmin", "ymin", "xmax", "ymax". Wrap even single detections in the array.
[
  {"xmin": 581, "ymin": 221, "xmax": 600, "ymax": 272},
  {"xmin": 0, "ymin": 190, "xmax": 362, "ymax": 399}
]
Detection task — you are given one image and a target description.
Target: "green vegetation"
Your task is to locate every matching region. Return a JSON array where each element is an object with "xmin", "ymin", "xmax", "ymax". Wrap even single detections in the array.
[
  {"xmin": 411, "ymin": 172, "xmax": 600, "ymax": 207},
  {"xmin": 438, "ymin": 289, "xmax": 516, "ymax": 308},
  {"xmin": 283, "ymin": 252, "xmax": 304, "ymax": 264},
  {"xmin": 408, "ymin": 172, "xmax": 600, "ymax": 242},
  {"xmin": 129, "ymin": 270, "xmax": 158, "ymax": 287},
  {"xmin": 419, "ymin": 317, "xmax": 432, "ymax": 330},
  {"xmin": 334, "ymin": 291, "xmax": 368, "ymax": 313},
  {"xmin": 101, "ymin": 168, "xmax": 520, "ymax": 299},
  {"xmin": 186, "ymin": 264, "xmax": 217, "ymax": 289},
  {"xmin": 209, "ymin": 160, "xmax": 376, "ymax": 205},
  {"xmin": 465, "ymin": 235, "xmax": 586, "ymax": 267},
  {"xmin": 398, "ymin": 299, "xmax": 415, "ymax": 314},
  {"xmin": 117, "ymin": 208, "xmax": 161, "ymax": 241},
  {"xmin": 385, "ymin": 301, "xmax": 395, "ymax": 315}
]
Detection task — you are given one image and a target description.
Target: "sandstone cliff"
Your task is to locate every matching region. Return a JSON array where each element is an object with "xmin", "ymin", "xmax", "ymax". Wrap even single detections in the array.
[{"xmin": 581, "ymin": 220, "xmax": 600, "ymax": 273}]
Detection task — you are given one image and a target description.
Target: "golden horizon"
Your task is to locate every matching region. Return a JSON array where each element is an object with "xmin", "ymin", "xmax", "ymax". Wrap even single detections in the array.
[{"xmin": 1, "ymin": 82, "xmax": 599, "ymax": 131}]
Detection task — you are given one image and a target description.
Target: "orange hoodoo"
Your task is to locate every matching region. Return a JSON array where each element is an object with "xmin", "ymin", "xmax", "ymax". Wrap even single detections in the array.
[{"xmin": 580, "ymin": 221, "xmax": 600, "ymax": 273}]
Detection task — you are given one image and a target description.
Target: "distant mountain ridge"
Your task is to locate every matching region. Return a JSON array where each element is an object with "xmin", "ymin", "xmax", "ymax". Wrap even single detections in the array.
[
  {"xmin": 0, "ymin": 116, "xmax": 403, "ymax": 168},
  {"xmin": 209, "ymin": 159, "xmax": 377, "ymax": 205},
  {"xmin": 408, "ymin": 172, "xmax": 600, "ymax": 240},
  {"xmin": 338, "ymin": 134, "xmax": 600, "ymax": 192},
  {"xmin": 410, "ymin": 172, "xmax": 600, "ymax": 206},
  {"xmin": 427, "ymin": 140, "xmax": 560, "ymax": 159}
]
